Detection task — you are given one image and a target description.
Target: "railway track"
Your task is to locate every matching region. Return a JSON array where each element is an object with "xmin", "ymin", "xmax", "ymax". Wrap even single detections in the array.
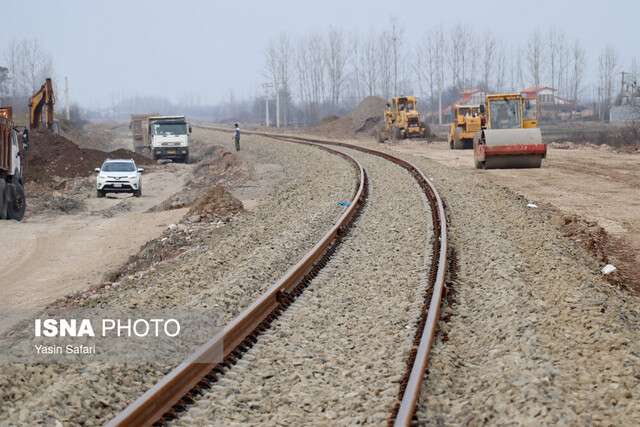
[{"xmin": 108, "ymin": 129, "xmax": 449, "ymax": 426}]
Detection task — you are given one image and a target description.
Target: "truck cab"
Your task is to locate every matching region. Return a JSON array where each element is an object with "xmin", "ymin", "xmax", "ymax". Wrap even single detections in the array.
[{"xmin": 148, "ymin": 116, "xmax": 191, "ymax": 163}]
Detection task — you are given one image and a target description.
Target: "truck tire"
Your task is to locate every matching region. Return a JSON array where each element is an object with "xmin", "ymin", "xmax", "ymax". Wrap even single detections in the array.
[
  {"xmin": 0, "ymin": 180, "xmax": 7, "ymax": 220},
  {"xmin": 7, "ymin": 181, "xmax": 26, "ymax": 221}
]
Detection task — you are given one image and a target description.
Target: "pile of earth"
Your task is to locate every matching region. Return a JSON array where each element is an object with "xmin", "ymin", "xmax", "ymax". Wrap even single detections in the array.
[
  {"xmin": 22, "ymin": 129, "xmax": 153, "ymax": 184},
  {"xmin": 557, "ymin": 213, "xmax": 640, "ymax": 293},
  {"xmin": 188, "ymin": 185, "xmax": 245, "ymax": 222},
  {"xmin": 310, "ymin": 96, "xmax": 387, "ymax": 138},
  {"xmin": 147, "ymin": 148, "xmax": 251, "ymax": 212}
]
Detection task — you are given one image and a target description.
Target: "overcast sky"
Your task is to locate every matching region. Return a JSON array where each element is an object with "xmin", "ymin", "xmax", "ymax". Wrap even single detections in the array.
[{"xmin": 3, "ymin": 0, "xmax": 638, "ymax": 108}]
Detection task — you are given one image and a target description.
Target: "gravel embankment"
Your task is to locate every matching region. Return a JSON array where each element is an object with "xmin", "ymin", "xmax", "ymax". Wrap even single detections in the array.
[
  {"xmin": 177, "ymin": 148, "xmax": 433, "ymax": 425},
  {"xmin": 400, "ymin": 154, "xmax": 640, "ymax": 425},
  {"xmin": 0, "ymin": 133, "xmax": 356, "ymax": 425}
]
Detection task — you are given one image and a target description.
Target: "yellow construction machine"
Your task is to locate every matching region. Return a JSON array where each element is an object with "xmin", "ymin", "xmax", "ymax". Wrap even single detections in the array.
[
  {"xmin": 473, "ymin": 93, "xmax": 546, "ymax": 169},
  {"xmin": 376, "ymin": 96, "xmax": 430, "ymax": 142},
  {"xmin": 29, "ymin": 78, "xmax": 59, "ymax": 134},
  {"xmin": 448, "ymin": 105, "xmax": 484, "ymax": 149}
]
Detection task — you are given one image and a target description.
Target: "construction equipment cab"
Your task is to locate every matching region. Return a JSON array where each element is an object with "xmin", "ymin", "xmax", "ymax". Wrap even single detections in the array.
[
  {"xmin": 448, "ymin": 105, "xmax": 483, "ymax": 150},
  {"xmin": 473, "ymin": 94, "xmax": 546, "ymax": 169},
  {"xmin": 376, "ymin": 96, "xmax": 430, "ymax": 142},
  {"xmin": 29, "ymin": 78, "xmax": 58, "ymax": 134}
]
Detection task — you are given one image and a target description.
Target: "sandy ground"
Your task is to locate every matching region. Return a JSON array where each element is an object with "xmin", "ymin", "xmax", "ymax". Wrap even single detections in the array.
[
  {"xmin": 0, "ymin": 165, "xmax": 192, "ymax": 310},
  {"xmin": 349, "ymin": 138, "xmax": 640, "ymax": 289}
]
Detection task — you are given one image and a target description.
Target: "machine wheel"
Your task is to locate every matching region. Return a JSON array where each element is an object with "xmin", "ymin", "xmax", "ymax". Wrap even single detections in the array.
[
  {"xmin": 453, "ymin": 127, "xmax": 464, "ymax": 150},
  {"xmin": 473, "ymin": 133, "xmax": 483, "ymax": 169},
  {"xmin": 97, "ymin": 189, "xmax": 105, "ymax": 198},
  {"xmin": 374, "ymin": 127, "xmax": 382, "ymax": 143},
  {"xmin": 0, "ymin": 180, "xmax": 7, "ymax": 220},
  {"xmin": 390, "ymin": 126, "xmax": 400, "ymax": 141},
  {"xmin": 7, "ymin": 181, "xmax": 26, "ymax": 221}
]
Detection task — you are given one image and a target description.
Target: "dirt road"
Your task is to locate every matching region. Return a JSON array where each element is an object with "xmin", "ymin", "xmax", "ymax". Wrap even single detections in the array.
[{"xmin": 0, "ymin": 164, "xmax": 192, "ymax": 309}]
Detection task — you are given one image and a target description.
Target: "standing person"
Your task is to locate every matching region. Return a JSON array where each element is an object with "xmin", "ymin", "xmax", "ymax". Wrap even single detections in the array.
[{"xmin": 233, "ymin": 123, "xmax": 240, "ymax": 151}]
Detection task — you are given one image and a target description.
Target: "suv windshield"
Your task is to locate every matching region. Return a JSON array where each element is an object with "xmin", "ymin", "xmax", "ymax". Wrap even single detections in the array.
[
  {"xmin": 102, "ymin": 162, "xmax": 135, "ymax": 172},
  {"xmin": 151, "ymin": 122, "xmax": 187, "ymax": 135}
]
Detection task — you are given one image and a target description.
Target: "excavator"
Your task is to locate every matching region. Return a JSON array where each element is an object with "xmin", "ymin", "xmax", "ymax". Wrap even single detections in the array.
[
  {"xmin": 376, "ymin": 96, "xmax": 430, "ymax": 142},
  {"xmin": 29, "ymin": 77, "xmax": 59, "ymax": 135},
  {"xmin": 473, "ymin": 93, "xmax": 546, "ymax": 168}
]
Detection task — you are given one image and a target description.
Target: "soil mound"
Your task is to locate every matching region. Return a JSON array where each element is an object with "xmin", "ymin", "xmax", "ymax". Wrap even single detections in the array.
[
  {"xmin": 345, "ymin": 96, "xmax": 387, "ymax": 132},
  {"xmin": 188, "ymin": 185, "xmax": 244, "ymax": 221},
  {"xmin": 309, "ymin": 96, "xmax": 387, "ymax": 138},
  {"xmin": 22, "ymin": 129, "xmax": 153, "ymax": 184}
]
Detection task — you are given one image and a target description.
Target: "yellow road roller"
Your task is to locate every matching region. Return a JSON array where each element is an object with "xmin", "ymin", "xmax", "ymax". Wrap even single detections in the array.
[{"xmin": 473, "ymin": 94, "xmax": 546, "ymax": 169}]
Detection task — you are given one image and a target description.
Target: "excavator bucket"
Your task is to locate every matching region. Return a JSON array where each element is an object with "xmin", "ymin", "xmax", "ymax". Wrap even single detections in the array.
[{"xmin": 474, "ymin": 128, "xmax": 546, "ymax": 169}]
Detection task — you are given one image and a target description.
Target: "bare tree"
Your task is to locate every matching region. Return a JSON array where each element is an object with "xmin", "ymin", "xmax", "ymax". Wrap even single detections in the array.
[
  {"xmin": 599, "ymin": 44, "xmax": 619, "ymax": 119},
  {"xmin": 525, "ymin": 30, "xmax": 544, "ymax": 89},
  {"xmin": 419, "ymin": 31, "xmax": 439, "ymax": 116},
  {"xmin": 378, "ymin": 31, "xmax": 393, "ymax": 100},
  {"xmin": 325, "ymin": 28, "xmax": 349, "ymax": 114},
  {"xmin": 494, "ymin": 40, "xmax": 508, "ymax": 93},
  {"xmin": 388, "ymin": 21, "xmax": 404, "ymax": 95},
  {"xmin": 308, "ymin": 34, "xmax": 327, "ymax": 109},
  {"xmin": 481, "ymin": 30, "xmax": 496, "ymax": 91},
  {"xmin": 348, "ymin": 32, "xmax": 364, "ymax": 102},
  {"xmin": 261, "ymin": 33, "xmax": 293, "ymax": 126},
  {"xmin": 448, "ymin": 24, "xmax": 464, "ymax": 90},
  {"xmin": 19, "ymin": 38, "xmax": 53, "ymax": 95},
  {"xmin": 361, "ymin": 31, "xmax": 379, "ymax": 97},
  {"xmin": 569, "ymin": 38, "xmax": 586, "ymax": 105},
  {"xmin": 546, "ymin": 28, "xmax": 569, "ymax": 96}
]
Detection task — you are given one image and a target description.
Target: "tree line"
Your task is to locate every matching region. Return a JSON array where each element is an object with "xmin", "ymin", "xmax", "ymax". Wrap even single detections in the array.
[{"xmin": 260, "ymin": 24, "xmax": 634, "ymax": 125}]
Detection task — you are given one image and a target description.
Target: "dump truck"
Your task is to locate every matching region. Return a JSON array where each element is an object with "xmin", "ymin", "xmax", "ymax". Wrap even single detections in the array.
[
  {"xmin": 0, "ymin": 107, "xmax": 30, "ymax": 221},
  {"xmin": 148, "ymin": 116, "xmax": 192, "ymax": 162},
  {"xmin": 473, "ymin": 94, "xmax": 545, "ymax": 169},
  {"xmin": 448, "ymin": 105, "xmax": 484, "ymax": 149},
  {"xmin": 130, "ymin": 113, "xmax": 158, "ymax": 155},
  {"xmin": 376, "ymin": 96, "xmax": 430, "ymax": 142}
]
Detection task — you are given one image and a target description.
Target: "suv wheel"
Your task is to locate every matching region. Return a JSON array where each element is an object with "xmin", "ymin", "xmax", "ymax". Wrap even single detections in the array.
[{"xmin": 97, "ymin": 189, "xmax": 105, "ymax": 198}]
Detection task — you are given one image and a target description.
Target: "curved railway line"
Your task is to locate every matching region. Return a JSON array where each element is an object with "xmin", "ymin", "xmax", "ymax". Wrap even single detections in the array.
[{"xmin": 108, "ymin": 129, "xmax": 450, "ymax": 426}]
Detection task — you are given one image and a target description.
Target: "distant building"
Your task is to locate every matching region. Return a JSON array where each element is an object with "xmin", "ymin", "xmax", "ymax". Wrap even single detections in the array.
[
  {"xmin": 443, "ymin": 89, "xmax": 491, "ymax": 117},
  {"xmin": 521, "ymin": 87, "xmax": 575, "ymax": 106}
]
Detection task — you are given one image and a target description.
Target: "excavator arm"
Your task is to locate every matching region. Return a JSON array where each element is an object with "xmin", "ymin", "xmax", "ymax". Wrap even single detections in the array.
[{"xmin": 29, "ymin": 78, "xmax": 55, "ymax": 130}]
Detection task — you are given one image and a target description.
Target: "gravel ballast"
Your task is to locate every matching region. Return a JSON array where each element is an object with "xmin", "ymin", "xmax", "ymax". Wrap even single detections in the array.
[
  {"xmin": 0, "ymin": 133, "xmax": 356, "ymax": 425},
  {"xmin": 401, "ymin": 154, "xmax": 640, "ymax": 425},
  {"xmin": 176, "ymin": 147, "xmax": 433, "ymax": 425}
]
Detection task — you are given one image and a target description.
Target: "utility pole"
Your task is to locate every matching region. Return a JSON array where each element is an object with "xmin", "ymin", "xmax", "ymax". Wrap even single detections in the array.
[
  {"xmin": 65, "ymin": 77, "xmax": 70, "ymax": 120},
  {"xmin": 275, "ymin": 81, "xmax": 280, "ymax": 128},
  {"xmin": 261, "ymin": 83, "xmax": 272, "ymax": 127},
  {"xmin": 621, "ymin": 71, "xmax": 627, "ymax": 103}
]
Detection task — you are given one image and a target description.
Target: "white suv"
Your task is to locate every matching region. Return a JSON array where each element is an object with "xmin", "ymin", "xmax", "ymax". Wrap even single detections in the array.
[{"xmin": 95, "ymin": 159, "xmax": 143, "ymax": 198}]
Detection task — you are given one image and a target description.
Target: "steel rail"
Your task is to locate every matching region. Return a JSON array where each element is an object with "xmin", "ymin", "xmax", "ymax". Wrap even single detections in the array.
[
  {"xmin": 268, "ymin": 133, "xmax": 449, "ymax": 426},
  {"xmin": 108, "ymin": 139, "xmax": 367, "ymax": 427},
  {"xmin": 198, "ymin": 126, "xmax": 448, "ymax": 425}
]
